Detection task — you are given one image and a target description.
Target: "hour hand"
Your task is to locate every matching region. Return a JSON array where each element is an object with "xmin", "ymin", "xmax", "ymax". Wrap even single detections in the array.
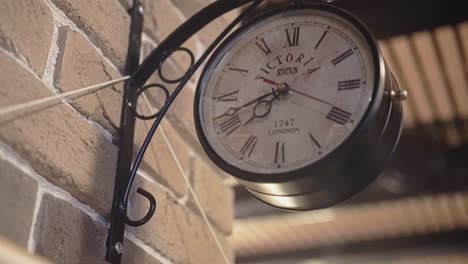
[
  {"xmin": 214, "ymin": 87, "xmax": 284, "ymax": 121},
  {"xmin": 213, "ymin": 106, "xmax": 241, "ymax": 120},
  {"xmin": 243, "ymin": 92, "xmax": 281, "ymax": 127},
  {"xmin": 213, "ymin": 93, "xmax": 270, "ymax": 121}
]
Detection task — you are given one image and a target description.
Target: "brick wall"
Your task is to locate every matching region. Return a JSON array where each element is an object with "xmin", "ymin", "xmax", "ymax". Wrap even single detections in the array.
[{"xmin": 0, "ymin": 0, "xmax": 236, "ymax": 263}]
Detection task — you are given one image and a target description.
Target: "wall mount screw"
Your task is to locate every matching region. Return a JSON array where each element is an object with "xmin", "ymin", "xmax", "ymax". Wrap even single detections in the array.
[{"xmin": 114, "ymin": 242, "xmax": 124, "ymax": 255}]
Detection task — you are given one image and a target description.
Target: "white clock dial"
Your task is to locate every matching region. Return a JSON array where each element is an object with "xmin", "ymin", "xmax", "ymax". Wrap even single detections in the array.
[{"xmin": 197, "ymin": 8, "xmax": 375, "ymax": 174}]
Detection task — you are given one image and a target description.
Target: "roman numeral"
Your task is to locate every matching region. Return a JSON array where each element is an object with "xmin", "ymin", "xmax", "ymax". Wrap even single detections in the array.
[
  {"xmin": 309, "ymin": 133, "xmax": 321, "ymax": 149},
  {"xmin": 216, "ymin": 90, "xmax": 238, "ymax": 102},
  {"xmin": 326, "ymin": 107, "xmax": 351, "ymax": 125},
  {"xmin": 274, "ymin": 141, "xmax": 285, "ymax": 164},
  {"xmin": 228, "ymin": 66, "xmax": 248, "ymax": 78},
  {"xmin": 284, "ymin": 27, "xmax": 300, "ymax": 47},
  {"xmin": 218, "ymin": 114, "xmax": 242, "ymax": 136},
  {"xmin": 255, "ymin": 38, "xmax": 272, "ymax": 55},
  {"xmin": 338, "ymin": 79, "xmax": 361, "ymax": 91},
  {"xmin": 332, "ymin": 49, "xmax": 353, "ymax": 65},
  {"xmin": 314, "ymin": 30, "xmax": 328, "ymax": 49},
  {"xmin": 240, "ymin": 135, "xmax": 258, "ymax": 157}
]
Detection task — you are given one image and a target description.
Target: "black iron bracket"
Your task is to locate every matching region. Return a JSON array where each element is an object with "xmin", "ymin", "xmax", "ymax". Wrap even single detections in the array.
[
  {"xmin": 105, "ymin": 0, "xmax": 262, "ymax": 263},
  {"xmin": 105, "ymin": 0, "xmax": 146, "ymax": 263}
]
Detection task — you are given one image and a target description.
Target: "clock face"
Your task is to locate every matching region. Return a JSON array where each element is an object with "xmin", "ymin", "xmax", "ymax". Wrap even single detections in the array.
[{"xmin": 196, "ymin": 7, "xmax": 376, "ymax": 175}]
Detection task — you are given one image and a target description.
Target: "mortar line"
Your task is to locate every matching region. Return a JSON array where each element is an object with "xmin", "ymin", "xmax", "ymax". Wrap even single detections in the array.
[
  {"xmin": 42, "ymin": 23, "xmax": 59, "ymax": 86},
  {"xmin": 137, "ymin": 169, "xmax": 189, "ymax": 206},
  {"xmin": 42, "ymin": 0, "xmax": 123, "ymax": 74},
  {"xmin": 27, "ymin": 185, "xmax": 44, "ymax": 253},
  {"xmin": 124, "ymin": 232, "xmax": 175, "ymax": 264}
]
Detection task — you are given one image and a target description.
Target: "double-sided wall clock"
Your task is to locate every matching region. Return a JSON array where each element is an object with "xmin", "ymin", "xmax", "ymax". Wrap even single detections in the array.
[
  {"xmin": 0, "ymin": 0, "xmax": 405, "ymax": 262},
  {"xmin": 102, "ymin": 0, "xmax": 407, "ymax": 261},
  {"xmin": 194, "ymin": 3, "xmax": 407, "ymax": 210}
]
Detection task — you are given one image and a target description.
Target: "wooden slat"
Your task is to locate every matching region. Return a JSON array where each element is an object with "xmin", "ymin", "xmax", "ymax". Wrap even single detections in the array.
[
  {"xmin": 456, "ymin": 22, "xmax": 468, "ymax": 144},
  {"xmin": 434, "ymin": 26, "xmax": 468, "ymax": 120},
  {"xmin": 231, "ymin": 192, "xmax": 468, "ymax": 257},
  {"xmin": 458, "ymin": 22, "xmax": 468, "ymax": 76},
  {"xmin": 399, "ymin": 254, "xmax": 468, "ymax": 264},
  {"xmin": 411, "ymin": 31, "xmax": 456, "ymax": 122},
  {"xmin": 389, "ymin": 36, "xmax": 435, "ymax": 124}
]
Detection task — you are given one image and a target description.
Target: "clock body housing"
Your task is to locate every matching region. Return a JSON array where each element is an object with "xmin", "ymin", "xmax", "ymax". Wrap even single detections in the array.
[{"xmin": 194, "ymin": 3, "xmax": 403, "ymax": 210}]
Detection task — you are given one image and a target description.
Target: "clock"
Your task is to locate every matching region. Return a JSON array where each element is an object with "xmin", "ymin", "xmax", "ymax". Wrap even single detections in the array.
[{"xmin": 194, "ymin": 3, "xmax": 407, "ymax": 210}]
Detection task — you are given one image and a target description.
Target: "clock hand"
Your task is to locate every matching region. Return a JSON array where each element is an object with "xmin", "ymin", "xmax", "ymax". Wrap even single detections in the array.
[
  {"xmin": 240, "ymin": 89, "xmax": 277, "ymax": 108},
  {"xmin": 286, "ymin": 83, "xmax": 332, "ymax": 106},
  {"xmin": 256, "ymin": 75, "xmax": 279, "ymax": 86},
  {"xmin": 214, "ymin": 88, "xmax": 282, "ymax": 120},
  {"xmin": 243, "ymin": 91, "xmax": 282, "ymax": 127}
]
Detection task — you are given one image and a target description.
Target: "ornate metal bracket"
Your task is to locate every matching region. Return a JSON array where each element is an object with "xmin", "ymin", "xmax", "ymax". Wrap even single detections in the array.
[{"xmin": 105, "ymin": 0, "xmax": 262, "ymax": 263}]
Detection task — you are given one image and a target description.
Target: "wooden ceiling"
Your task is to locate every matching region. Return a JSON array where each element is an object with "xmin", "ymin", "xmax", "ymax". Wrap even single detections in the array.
[
  {"xmin": 231, "ymin": 192, "xmax": 468, "ymax": 262},
  {"xmin": 380, "ymin": 23, "xmax": 468, "ymax": 146}
]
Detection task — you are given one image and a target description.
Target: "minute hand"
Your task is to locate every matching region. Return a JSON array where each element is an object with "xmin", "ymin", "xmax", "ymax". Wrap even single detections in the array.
[
  {"xmin": 240, "ymin": 90, "xmax": 279, "ymax": 108},
  {"xmin": 288, "ymin": 86, "xmax": 332, "ymax": 106}
]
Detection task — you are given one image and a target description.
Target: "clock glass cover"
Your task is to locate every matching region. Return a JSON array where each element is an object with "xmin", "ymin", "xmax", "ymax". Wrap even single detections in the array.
[{"xmin": 196, "ymin": 7, "xmax": 376, "ymax": 175}]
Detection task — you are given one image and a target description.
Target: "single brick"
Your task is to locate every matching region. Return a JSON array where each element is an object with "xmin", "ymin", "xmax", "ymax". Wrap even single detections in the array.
[
  {"xmin": 140, "ymin": 0, "xmax": 201, "ymax": 68},
  {"xmin": 55, "ymin": 28, "xmax": 122, "ymax": 136},
  {"xmin": 34, "ymin": 194, "xmax": 108, "ymax": 264},
  {"xmin": 191, "ymin": 158, "xmax": 234, "ymax": 235},
  {"xmin": 0, "ymin": 50, "xmax": 116, "ymax": 215},
  {"xmin": 122, "ymin": 239, "xmax": 164, "ymax": 264},
  {"xmin": 0, "ymin": 0, "xmax": 53, "ymax": 76},
  {"xmin": 173, "ymin": 202, "xmax": 234, "ymax": 264},
  {"xmin": 171, "ymin": 0, "xmax": 233, "ymax": 46},
  {"xmin": 50, "ymin": 0, "xmax": 130, "ymax": 67},
  {"xmin": 127, "ymin": 177, "xmax": 188, "ymax": 263},
  {"xmin": 164, "ymin": 82, "xmax": 198, "ymax": 139},
  {"xmin": 0, "ymin": 159, "xmax": 38, "ymax": 248}
]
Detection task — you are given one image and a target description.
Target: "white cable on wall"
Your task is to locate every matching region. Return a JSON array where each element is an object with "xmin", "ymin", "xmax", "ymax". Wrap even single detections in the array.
[{"xmin": 0, "ymin": 76, "xmax": 130, "ymax": 119}]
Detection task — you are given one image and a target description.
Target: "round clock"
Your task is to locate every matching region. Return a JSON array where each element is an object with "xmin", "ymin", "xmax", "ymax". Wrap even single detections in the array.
[{"xmin": 194, "ymin": 3, "xmax": 407, "ymax": 210}]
